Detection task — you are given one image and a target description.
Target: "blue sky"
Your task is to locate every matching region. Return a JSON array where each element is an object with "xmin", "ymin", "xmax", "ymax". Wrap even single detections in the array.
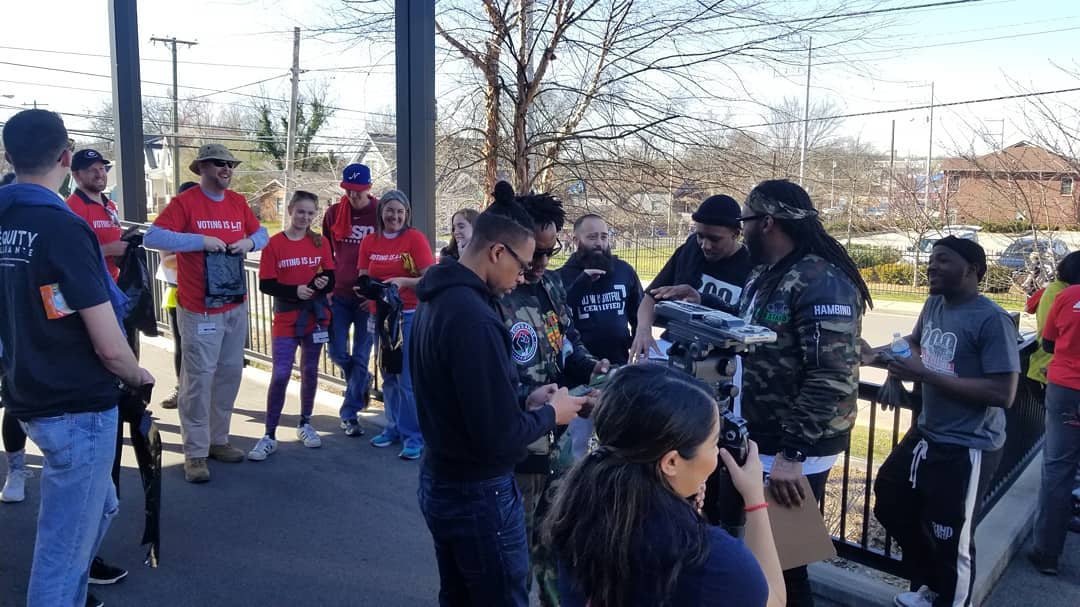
[{"xmin": 2, "ymin": 0, "xmax": 1079, "ymax": 161}]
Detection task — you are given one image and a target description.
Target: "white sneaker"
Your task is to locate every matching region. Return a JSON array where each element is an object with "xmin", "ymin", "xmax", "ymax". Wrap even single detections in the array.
[
  {"xmin": 1, "ymin": 469, "xmax": 30, "ymax": 503},
  {"xmin": 247, "ymin": 436, "xmax": 278, "ymax": 461},
  {"xmin": 894, "ymin": 586, "xmax": 938, "ymax": 607},
  {"xmin": 296, "ymin": 424, "xmax": 322, "ymax": 448}
]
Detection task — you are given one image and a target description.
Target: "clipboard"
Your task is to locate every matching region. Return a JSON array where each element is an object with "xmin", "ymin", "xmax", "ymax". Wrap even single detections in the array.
[{"xmin": 767, "ymin": 476, "xmax": 837, "ymax": 570}]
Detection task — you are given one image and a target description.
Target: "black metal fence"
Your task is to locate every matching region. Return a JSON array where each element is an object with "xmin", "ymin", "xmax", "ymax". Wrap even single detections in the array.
[{"xmin": 828, "ymin": 336, "xmax": 1045, "ymax": 576}]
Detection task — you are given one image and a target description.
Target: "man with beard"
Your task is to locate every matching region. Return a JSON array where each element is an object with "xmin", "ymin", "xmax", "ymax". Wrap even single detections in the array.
[
  {"xmin": 869, "ymin": 237, "xmax": 1018, "ymax": 607},
  {"xmin": 144, "ymin": 144, "xmax": 269, "ymax": 483},
  {"xmin": 736, "ymin": 180, "xmax": 870, "ymax": 607},
  {"xmin": 556, "ymin": 213, "xmax": 644, "ymax": 366},
  {"xmin": 629, "ymin": 194, "xmax": 753, "ymax": 361}
]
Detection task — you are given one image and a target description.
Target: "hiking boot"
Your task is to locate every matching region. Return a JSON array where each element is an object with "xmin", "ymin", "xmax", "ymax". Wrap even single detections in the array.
[
  {"xmin": 247, "ymin": 436, "xmax": 278, "ymax": 461},
  {"xmin": 340, "ymin": 419, "xmax": 365, "ymax": 437},
  {"xmin": 208, "ymin": 443, "xmax": 245, "ymax": 463},
  {"xmin": 160, "ymin": 389, "xmax": 179, "ymax": 410},
  {"xmin": 1028, "ymin": 550, "xmax": 1059, "ymax": 576},
  {"xmin": 297, "ymin": 424, "xmax": 322, "ymax": 448},
  {"xmin": 184, "ymin": 457, "xmax": 210, "ymax": 483},
  {"xmin": 894, "ymin": 585, "xmax": 937, "ymax": 607},
  {"xmin": 89, "ymin": 556, "xmax": 128, "ymax": 585}
]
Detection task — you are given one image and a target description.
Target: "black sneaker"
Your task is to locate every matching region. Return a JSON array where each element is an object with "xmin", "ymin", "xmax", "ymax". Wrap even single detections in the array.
[
  {"xmin": 160, "ymin": 389, "xmax": 179, "ymax": 410},
  {"xmin": 1028, "ymin": 550, "xmax": 1059, "ymax": 576},
  {"xmin": 89, "ymin": 556, "xmax": 128, "ymax": 585},
  {"xmin": 86, "ymin": 592, "xmax": 104, "ymax": 607}
]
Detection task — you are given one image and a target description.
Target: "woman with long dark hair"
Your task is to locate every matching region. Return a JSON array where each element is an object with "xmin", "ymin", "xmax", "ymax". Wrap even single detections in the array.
[{"xmin": 546, "ymin": 364, "xmax": 785, "ymax": 607}]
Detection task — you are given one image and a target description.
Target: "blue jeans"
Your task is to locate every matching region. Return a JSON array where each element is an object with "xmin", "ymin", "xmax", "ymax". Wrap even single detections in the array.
[
  {"xmin": 1034, "ymin": 382, "xmax": 1080, "ymax": 560},
  {"xmin": 418, "ymin": 471, "xmax": 529, "ymax": 607},
  {"xmin": 379, "ymin": 311, "xmax": 423, "ymax": 449},
  {"xmin": 22, "ymin": 408, "xmax": 120, "ymax": 607},
  {"xmin": 328, "ymin": 296, "xmax": 374, "ymax": 422}
]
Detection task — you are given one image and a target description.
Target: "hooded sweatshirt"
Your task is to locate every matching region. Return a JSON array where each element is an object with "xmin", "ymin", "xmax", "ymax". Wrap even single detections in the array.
[
  {"xmin": 410, "ymin": 260, "xmax": 556, "ymax": 480},
  {"xmin": 556, "ymin": 252, "xmax": 644, "ymax": 365},
  {"xmin": 0, "ymin": 183, "xmax": 123, "ymax": 419}
]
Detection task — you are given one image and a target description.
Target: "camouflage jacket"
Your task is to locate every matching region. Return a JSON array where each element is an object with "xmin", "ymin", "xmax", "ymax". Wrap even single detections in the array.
[
  {"xmin": 499, "ymin": 272, "xmax": 598, "ymax": 399},
  {"xmin": 738, "ymin": 252, "xmax": 862, "ymax": 456}
]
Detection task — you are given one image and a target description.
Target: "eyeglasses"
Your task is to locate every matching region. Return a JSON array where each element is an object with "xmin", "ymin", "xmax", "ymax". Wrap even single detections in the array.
[
  {"xmin": 497, "ymin": 242, "xmax": 532, "ymax": 276},
  {"xmin": 209, "ymin": 159, "xmax": 238, "ymax": 168},
  {"xmin": 533, "ymin": 239, "xmax": 563, "ymax": 259}
]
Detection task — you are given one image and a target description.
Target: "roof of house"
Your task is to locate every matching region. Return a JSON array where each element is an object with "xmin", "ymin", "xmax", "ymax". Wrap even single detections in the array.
[{"xmin": 940, "ymin": 141, "xmax": 1079, "ymax": 175}]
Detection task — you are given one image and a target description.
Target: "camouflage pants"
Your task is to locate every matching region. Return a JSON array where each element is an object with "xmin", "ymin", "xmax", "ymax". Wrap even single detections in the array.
[{"xmin": 515, "ymin": 432, "xmax": 575, "ymax": 607}]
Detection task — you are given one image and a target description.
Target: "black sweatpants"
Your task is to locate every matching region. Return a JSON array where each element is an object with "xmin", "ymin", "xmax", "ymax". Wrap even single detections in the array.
[{"xmin": 873, "ymin": 429, "xmax": 1001, "ymax": 607}]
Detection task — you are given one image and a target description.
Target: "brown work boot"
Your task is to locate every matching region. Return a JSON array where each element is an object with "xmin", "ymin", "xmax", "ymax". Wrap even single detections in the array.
[
  {"xmin": 184, "ymin": 457, "xmax": 210, "ymax": 483},
  {"xmin": 208, "ymin": 443, "xmax": 245, "ymax": 463}
]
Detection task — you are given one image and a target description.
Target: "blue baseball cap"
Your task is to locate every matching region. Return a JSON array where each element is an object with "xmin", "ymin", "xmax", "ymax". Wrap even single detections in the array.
[
  {"xmin": 341, "ymin": 163, "xmax": 372, "ymax": 192},
  {"xmin": 71, "ymin": 149, "xmax": 111, "ymax": 172}
]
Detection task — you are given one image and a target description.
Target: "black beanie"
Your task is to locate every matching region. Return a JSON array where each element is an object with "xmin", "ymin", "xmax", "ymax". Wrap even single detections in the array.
[
  {"xmin": 935, "ymin": 236, "xmax": 987, "ymax": 279},
  {"xmin": 691, "ymin": 194, "xmax": 742, "ymax": 228}
]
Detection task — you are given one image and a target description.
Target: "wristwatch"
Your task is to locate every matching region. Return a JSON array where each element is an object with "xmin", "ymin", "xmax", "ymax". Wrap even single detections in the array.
[{"xmin": 781, "ymin": 447, "xmax": 807, "ymax": 463}]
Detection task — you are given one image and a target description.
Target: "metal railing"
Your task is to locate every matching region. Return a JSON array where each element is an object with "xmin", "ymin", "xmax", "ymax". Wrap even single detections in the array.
[{"xmin": 827, "ymin": 336, "xmax": 1045, "ymax": 576}]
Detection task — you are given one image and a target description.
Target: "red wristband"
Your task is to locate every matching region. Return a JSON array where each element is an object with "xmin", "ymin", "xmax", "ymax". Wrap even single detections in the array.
[{"xmin": 744, "ymin": 502, "xmax": 768, "ymax": 513}]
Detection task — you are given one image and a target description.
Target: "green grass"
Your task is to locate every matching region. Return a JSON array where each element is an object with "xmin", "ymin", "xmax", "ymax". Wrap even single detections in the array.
[{"xmin": 848, "ymin": 422, "xmax": 899, "ymax": 463}]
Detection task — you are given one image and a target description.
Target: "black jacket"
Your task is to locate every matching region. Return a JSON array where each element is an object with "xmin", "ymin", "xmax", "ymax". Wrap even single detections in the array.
[
  {"xmin": 652, "ymin": 235, "xmax": 753, "ymax": 313},
  {"xmin": 411, "ymin": 260, "xmax": 556, "ymax": 480}
]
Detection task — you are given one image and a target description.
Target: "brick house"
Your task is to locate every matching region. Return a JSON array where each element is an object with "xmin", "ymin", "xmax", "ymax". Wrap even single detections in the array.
[{"xmin": 939, "ymin": 141, "xmax": 1080, "ymax": 224}]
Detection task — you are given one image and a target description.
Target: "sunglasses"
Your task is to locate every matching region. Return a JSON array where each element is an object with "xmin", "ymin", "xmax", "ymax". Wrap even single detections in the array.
[
  {"xmin": 209, "ymin": 159, "xmax": 238, "ymax": 168},
  {"xmin": 497, "ymin": 242, "xmax": 532, "ymax": 277},
  {"xmin": 533, "ymin": 239, "xmax": 563, "ymax": 259}
]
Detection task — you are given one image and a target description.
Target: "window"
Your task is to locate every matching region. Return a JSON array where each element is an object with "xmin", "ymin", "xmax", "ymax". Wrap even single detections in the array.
[
  {"xmin": 1061, "ymin": 177, "xmax": 1074, "ymax": 196},
  {"xmin": 948, "ymin": 175, "xmax": 960, "ymax": 191}
]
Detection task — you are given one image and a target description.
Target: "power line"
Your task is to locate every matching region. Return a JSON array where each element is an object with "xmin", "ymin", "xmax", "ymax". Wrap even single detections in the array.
[{"xmin": 712, "ymin": 0, "xmax": 998, "ymax": 33}]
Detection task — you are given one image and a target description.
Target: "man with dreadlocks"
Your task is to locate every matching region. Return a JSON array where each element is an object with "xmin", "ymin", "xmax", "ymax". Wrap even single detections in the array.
[
  {"xmin": 736, "ymin": 179, "xmax": 871, "ymax": 607},
  {"xmin": 497, "ymin": 182, "xmax": 607, "ymax": 607}
]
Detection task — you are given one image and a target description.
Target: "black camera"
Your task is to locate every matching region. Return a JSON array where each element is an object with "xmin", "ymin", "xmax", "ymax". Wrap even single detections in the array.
[{"xmin": 705, "ymin": 410, "xmax": 750, "ymax": 537}]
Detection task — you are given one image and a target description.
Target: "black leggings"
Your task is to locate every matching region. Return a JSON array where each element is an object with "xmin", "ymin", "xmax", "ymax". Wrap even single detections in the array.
[{"xmin": 2, "ymin": 412, "xmax": 27, "ymax": 454}]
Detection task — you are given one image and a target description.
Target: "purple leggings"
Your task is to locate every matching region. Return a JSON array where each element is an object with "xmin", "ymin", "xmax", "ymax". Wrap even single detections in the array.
[{"xmin": 266, "ymin": 334, "xmax": 323, "ymax": 436}]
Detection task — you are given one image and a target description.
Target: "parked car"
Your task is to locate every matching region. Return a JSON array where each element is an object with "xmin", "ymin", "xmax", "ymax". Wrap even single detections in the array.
[
  {"xmin": 901, "ymin": 225, "xmax": 981, "ymax": 265},
  {"xmin": 996, "ymin": 237, "xmax": 1070, "ymax": 271}
]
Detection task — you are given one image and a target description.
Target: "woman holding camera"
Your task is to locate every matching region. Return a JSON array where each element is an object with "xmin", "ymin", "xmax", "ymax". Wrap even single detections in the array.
[{"xmin": 546, "ymin": 364, "xmax": 785, "ymax": 607}]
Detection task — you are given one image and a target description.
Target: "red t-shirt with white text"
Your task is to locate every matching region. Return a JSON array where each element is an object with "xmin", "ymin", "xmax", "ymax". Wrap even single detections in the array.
[
  {"xmin": 259, "ymin": 232, "xmax": 336, "ymax": 337},
  {"xmin": 152, "ymin": 187, "xmax": 261, "ymax": 314},
  {"xmin": 1044, "ymin": 284, "xmax": 1080, "ymax": 391},
  {"xmin": 356, "ymin": 229, "xmax": 435, "ymax": 312},
  {"xmin": 66, "ymin": 189, "xmax": 122, "ymax": 282}
]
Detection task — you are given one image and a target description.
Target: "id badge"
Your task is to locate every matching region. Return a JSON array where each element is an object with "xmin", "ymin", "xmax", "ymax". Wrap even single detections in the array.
[
  {"xmin": 312, "ymin": 330, "xmax": 330, "ymax": 344},
  {"xmin": 197, "ymin": 322, "xmax": 218, "ymax": 335}
]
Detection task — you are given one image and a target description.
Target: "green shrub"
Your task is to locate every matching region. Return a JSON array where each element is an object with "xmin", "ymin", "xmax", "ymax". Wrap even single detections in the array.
[
  {"xmin": 862, "ymin": 263, "xmax": 926, "ymax": 286},
  {"xmin": 846, "ymin": 245, "xmax": 901, "ymax": 269}
]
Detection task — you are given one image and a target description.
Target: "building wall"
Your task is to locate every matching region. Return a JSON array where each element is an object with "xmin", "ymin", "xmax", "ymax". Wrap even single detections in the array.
[{"xmin": 942, "ymin": 172, "xmax": 1079, "ymax": 224}]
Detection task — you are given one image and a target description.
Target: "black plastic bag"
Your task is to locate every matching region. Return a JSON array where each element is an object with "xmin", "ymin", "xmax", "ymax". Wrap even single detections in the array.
[
  {"xmin": 118, "ymin": 383, "xmax": 162, "ymax": 567},
  {"xmin": 204, "ymin": 251, "xmax": 246, "ymax": 309},
  {"xmin": 117, "ymin": 231, "xmax": 159, "ymax": 337}
]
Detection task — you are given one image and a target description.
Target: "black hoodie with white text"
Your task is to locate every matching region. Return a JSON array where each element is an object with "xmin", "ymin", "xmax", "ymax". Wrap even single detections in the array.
[{"xmin": 556, "ymin": 252, "xmax": 644, "ymax": 365}]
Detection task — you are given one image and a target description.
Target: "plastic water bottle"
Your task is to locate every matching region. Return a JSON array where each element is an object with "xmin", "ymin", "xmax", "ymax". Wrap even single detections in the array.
[{"xmin": 890, "ymin": 332, "xmax": 911, "ymax": 359}]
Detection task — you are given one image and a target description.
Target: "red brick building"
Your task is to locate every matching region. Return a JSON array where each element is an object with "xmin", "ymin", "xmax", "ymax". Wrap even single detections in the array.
[{"xmin": 939, "ymin": 142, "xmax": 1080, "ymax": 224}]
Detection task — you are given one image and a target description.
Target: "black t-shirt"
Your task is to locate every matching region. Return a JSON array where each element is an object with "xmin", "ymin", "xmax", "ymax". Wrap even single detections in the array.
[
  {"xmin": 651, "ymin": 235, "xmax": 754, "ymax": 311},
  {"xmin": 0, "ymin": 185, "xmax": 119, "ymax": 419}
]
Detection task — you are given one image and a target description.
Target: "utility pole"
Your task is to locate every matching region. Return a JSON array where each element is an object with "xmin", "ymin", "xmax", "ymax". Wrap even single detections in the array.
[
  {"xmin": 924, "ymin": 81, "xmax": 935, "ymax": 214},
  {"xmin": 888, "ymin": 119, "xmax": 895, "ymax": 208},
  {"xmin": 21, "ymin": 100, "xmax": 48, "ymax": 109},
  {"xmin": 798, "ymin": 37, "xmax": 812, "ymax": 186},
  {"xmin": 151, "ymin": 36, "xmax": 197, "ymax": 197},
  {"xmin": 284, "ymin": 26, "xmax": 301, "ymax": 229}
]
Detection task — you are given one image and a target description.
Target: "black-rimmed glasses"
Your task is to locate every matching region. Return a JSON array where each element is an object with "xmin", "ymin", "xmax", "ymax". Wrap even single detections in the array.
[{"xmin": 497, "ymin": 242, "xmax": 532, "ymax": 276}]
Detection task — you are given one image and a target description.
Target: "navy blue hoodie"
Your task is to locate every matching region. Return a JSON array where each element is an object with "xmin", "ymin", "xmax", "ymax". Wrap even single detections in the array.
[
  {"xmin": 0, "ymin": 183, "xmax": 123, "ymax": 419},
  {"xmin": 411, "ymin": 259, "xmax": 556, "ymax": 480},
  {"xmin": 556, "ymin": 253, "xmax": 644, "ymax": 365}
]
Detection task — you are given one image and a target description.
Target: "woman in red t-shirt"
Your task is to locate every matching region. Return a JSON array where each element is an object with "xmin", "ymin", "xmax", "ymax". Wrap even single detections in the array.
[
  {"xmin": 356, "ymin": 190, "xmax": 435, "ymax": 460},
  {"xmin": 249, "ymin": 191, "xmax": 336, "ymax": 461}
]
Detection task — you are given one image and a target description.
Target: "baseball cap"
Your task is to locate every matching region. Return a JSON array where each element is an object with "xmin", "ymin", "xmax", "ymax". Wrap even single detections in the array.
[
  {"xmin": 71, "ymin": 149, "xmax": 111, "ymax": 171},
  {"xmin": 341, "ymin": 163, "xmax": 372, "ymax": 192}
]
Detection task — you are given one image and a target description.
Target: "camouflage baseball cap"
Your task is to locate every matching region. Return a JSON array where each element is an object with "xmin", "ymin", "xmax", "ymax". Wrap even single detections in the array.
[{"xmin": 744, "ymin": 187, "xmax": 819, "ymax": 221}]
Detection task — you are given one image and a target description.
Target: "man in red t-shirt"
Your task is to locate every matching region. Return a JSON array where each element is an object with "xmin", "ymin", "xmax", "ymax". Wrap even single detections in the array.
[
  {"xmin": 144, "ymin": 143, "xmax": 269, "ymax": 483},
  {"xmin": 321, "ymin": 163, "xmax": 379, "ymax": 436}
]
